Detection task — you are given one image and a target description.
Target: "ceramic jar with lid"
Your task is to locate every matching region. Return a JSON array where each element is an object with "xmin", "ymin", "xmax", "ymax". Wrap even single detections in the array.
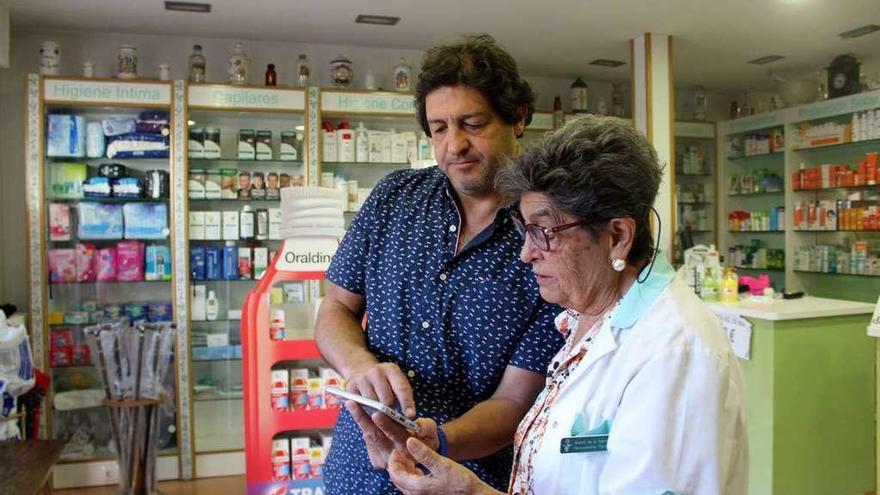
[
  {"xmin": 392, "ymin": 57, "xmax": 412, "ymax": 91},
  {"xmin": 117, "ymin": 44, "xmax": 138, "ymax": 79},
  {"xmin": 329, "ymin": 55, "xmax": 353, "ymax": 88},
  {"xmin": 40, "ymin": 41, "xmax": 61, "ymax": 76}
]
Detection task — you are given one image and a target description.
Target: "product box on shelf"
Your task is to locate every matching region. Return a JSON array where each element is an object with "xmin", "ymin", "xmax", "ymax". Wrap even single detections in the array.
[
  {"xmin": 189, "ymin": 128, "xmax": 205, "ymax": 159},
  {"xmin": 239, "ymin": 130, "xmax": 256, "ymax": 160},
  {"xmin": 203, "ymin": 128, "xmax": 221, "ymax": 159},
  {"xmin": 189, "ymin": 211, "xmax": 206, "ymax": 240},
  {"xmin": 322, "ymin": 129, "xmax": 337, "ymax": 162},
  {"xmin": 222, "ymin": 211, "xmax": 240, "ymax": 240},
  {"xmin": 204, "ymin": 211, "xmax": 222, "ymax": 240}
]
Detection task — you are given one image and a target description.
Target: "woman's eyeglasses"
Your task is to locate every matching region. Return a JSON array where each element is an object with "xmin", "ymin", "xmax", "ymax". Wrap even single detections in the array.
[{"xmin": 509, "ymin": 211, "xmax": 592, "ymax": 251}]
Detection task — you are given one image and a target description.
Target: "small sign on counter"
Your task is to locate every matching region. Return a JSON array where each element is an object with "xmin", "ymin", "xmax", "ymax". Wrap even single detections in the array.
[{"xmin": 711, "ymin": 310, "xmax": 753, "ymax": 360}]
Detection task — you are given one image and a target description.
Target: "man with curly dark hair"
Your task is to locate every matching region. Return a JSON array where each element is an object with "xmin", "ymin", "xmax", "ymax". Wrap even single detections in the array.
[{"xmin": 315, "ymin": 34, "xmax": 563, "ymax": 493}]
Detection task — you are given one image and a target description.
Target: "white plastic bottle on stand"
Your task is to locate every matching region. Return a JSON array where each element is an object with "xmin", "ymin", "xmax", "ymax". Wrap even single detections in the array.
[{"xmin": 355, "ymin": 122, "xmax": 369, "ymax": 163}]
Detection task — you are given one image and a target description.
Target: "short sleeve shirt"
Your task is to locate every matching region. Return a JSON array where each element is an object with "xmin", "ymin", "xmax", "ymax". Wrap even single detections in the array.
[{"xmin": 323, "ymin": 167, "xmax": 563, "ymax": 494}]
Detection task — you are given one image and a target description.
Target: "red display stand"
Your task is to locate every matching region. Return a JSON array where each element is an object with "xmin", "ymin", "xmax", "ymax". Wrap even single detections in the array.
[{"xmin": 243, "ymin": 237, "xmax": 341, "ymax": 495}]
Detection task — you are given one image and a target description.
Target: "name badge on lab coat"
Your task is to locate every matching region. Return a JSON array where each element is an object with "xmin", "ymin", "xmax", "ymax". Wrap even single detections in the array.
[
  {"xmin": 561, "ymin": 416, "xmax": 611, "ymax": 454},
  {"xmin": 560, "ymin": 434, "xmax": 608, "ymax": 453}
]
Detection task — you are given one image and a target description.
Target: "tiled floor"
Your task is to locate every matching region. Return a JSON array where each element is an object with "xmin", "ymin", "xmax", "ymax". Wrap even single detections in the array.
[{"xmin": 56, "ymin": 475, "xmax": 246, "ymax": 495}]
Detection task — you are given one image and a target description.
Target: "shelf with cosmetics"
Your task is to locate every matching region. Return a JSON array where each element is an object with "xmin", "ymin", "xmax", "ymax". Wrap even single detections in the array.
[
  {"xmin": 317, "ymin": 89, "xmax": 433, "ymax": 224},
  {"xmin": 786, "ymin": 98, "xmax": 880, "ymax": 290},
  {"xmin": 715, "ymin": 88, "xmax": 880, "ymax": 298},
  {"xmin": 673, "ymin": 121, "xmax": 717, "ymax": 265},
  {"xmin": 717, "ymin": 109, "xmax": 789, "ymax": 291},
  {"xmin": 185, "ymin": 83, "xmax": 309, "ymax": 461},
  {"xmin": 24, "ymin": 76, "xmax": 181, "ymax": 481}
]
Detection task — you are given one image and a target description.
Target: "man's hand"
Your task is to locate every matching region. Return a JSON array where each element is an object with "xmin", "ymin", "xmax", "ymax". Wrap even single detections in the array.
[
  {"xmin": 347, "ymin": 400, "xmax": 439, "ymax": 469},
  {"xmin": 387, "ymin": 438, "xmax": 501, "ymax": 495},
  {"xmin": 345, "ymin": 361, "xmax": 416, "ymax": 418}
]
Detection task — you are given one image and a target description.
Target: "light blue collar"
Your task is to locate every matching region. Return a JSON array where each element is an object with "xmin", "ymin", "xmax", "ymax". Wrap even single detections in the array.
[{"xmin": 610, "ymin": 254, "xmax": 676, "ymax": 329}]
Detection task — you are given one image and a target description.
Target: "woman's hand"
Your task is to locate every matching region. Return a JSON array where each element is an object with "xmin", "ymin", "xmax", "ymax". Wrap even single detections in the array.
[
  {"xmin": 387, "ymin": 437, "xmax": 502, "ymax": 495},
  {"xmin": 346, "ymin": 401, "xmax": 395, "ymax": 469}
]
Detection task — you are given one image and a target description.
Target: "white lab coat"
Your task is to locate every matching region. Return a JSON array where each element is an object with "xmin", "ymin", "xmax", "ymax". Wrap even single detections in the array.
[{"xmin": 527, "ymin": 279, "xmax": 748, "ymax": 495}]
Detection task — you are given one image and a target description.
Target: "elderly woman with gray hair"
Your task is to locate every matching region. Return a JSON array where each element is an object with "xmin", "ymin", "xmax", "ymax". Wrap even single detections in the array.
[{"xmin": 386, "ymin": 115, "xmax": 747, "ymax": 495}]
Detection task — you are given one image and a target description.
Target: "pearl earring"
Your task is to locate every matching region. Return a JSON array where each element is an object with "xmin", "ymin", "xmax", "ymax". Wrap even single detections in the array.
[{"xmin": 611, "ymin": 258, "xmax": 626, "ymax": 272}]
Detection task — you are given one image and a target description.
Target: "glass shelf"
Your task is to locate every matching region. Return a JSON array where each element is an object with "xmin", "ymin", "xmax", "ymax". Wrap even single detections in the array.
[
  {"xmin": 47, "ymin": 197, "xmax": 170, "ymax": 204},
  {"xmin": 189, "ymin": 198, "xmax": 280, "ymax": 203},
  {"xmin": 728, "ymin": 191, "xmax": 784, "ymax": 197},
  {"xmin": 678, "ymin": 201, "xmax": 712, "ymax": 206},
  {"xmin": 794, "ymin": 270, "xmax": 880, "ymax": 278},
  {"xmin": 791, "ymin": 137, "xmax": 880, "ymax": 153},
  {"xmin": 323, "ymin": 161, "xmax": 412, "ymax": 167},
  {"xmin": 191, "ymin": 357, "xmax": 243, "ymax": 363},
  {"xmin": 793, "ymin": 185, "xmax": 880, "ymax": 193},
  {"xmin": 727, "ymin": 151, "xmax": 785, "ymax": 161},
  {"xmin": 188, "ymin": 158, "xmax": 303, "ymax": 167},
  {"xmin": 194, "ymin": 396, "xmax": 243, "ymax": 402},
  {"xmin": 676, "ymin": 172, "xmax": 713, "ymax": 177},
  {"xmin": 189, "ymin": 239, "xmax": 281, "ymax": 244},
  {"xmin": 48, "ymin": 238, "xmax": 171, "ymax": 245},
  {"xmin": 794, "ymin": 229, "xmax": 880, "ymax": 233},
  {"xmin": 49, "ymin": 280, "xmax": 171, "ymax": 286},
  {"xmin": 728, "ymin": 230, "xmax": 784, "ymax": 233},
  {"xmin": 47, "ymin": 157, "xmax": 169, "ymax": 163}
]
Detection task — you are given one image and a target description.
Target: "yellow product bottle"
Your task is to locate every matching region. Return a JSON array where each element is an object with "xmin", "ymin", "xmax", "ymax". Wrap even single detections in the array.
[{"xmin": 721, "ymin": 267, "xmax": 739, "ymax": 304}]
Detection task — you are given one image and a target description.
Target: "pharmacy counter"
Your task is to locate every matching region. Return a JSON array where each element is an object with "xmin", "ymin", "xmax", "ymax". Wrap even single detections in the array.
[{"xmin": 708, "ymin": 297, "xmax": 875, "ymax": 495}]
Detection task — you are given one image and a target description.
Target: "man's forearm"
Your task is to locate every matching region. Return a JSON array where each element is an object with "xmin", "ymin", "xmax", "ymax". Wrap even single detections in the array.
[
  {"xmin": 441, "ymin": 397, "xmax": 531, "ymax": 461},
  {"xmin": 314, "ymin": 300, "xmax": 376, "ymax": 379}
]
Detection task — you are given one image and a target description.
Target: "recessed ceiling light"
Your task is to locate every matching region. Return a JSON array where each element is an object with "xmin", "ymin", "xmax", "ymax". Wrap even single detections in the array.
[
  {"xmin": 589, "ymin": 59, "xmax": 626, "ymax": 68},
  {"xmin": 355, "ymin": 14, "xmax": 400, "ymax": 26},
  {"xmin": 748, "ymin": 55, "xmax": 786, "ymax": 65},
  {"xmin": 164, "ymin": 1, "xmax": 211, "ymax": 13},
  {"xmin": 838, "ymin": 24, "xmax": 880, "ymax": 39}
]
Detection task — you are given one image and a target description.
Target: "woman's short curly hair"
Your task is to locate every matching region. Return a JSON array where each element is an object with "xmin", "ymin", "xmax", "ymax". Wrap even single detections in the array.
[
  {"xmin": 415, "ymin": 34, "xmax": 535, "ymax": 137},
  {"xmin": 496, "ymin": 115, "xmax": 664, "ymax": 264}
]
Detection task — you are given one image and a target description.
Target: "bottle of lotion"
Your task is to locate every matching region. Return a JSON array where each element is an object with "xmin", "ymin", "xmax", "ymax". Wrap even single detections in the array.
[
  {"xmin": 240, "ymin": 205, "xmax": 255, "ymax": 240},
  {"xmin": 206, "ymin": 290, "xmax": 219, "ymax": 321},
  {"xmin": 355, "ymin": 122, "xmax": 369, "ymax": 163}
]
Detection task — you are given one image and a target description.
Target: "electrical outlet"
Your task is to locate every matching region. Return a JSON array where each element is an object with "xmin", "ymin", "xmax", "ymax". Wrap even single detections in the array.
[{"xmin": 100, "ymin": 464, "xmax": 118, "ymax": 483}]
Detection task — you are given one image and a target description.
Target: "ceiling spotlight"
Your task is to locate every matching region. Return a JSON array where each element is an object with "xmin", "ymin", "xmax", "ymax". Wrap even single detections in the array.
[
  {"xmin": 748, "ymin": 55, "xmax": 786, "ymax": 65},
  {"xmin": 164, "ymin": 1, "xmax": 211, "ymax": 13},
  {"xmin": 839, "ymin": 24, "xmax": 880, "ymax": 39},
  {"xmin": 589, "ymin": 59, "xmax": 626, "ymax": 68},
  {"xmin": 355, "ymin": 14, "xmax": 400, "ymax": 26}
]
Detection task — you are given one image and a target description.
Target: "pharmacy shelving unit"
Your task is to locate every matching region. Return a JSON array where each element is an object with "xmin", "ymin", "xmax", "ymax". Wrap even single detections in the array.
[
  {"xmin": 24, "ymin": 75, "xmax": 182, "ymax": 488},
  {"xmin": 242, "ymin": 237, "xmax": 341, "ymax": 495},
  {"xmin": 784, "ymin": 93, "xmax": 880, "ymax": 302},
  {"xmin": 716, "ymin": 89, "xmax": 880, "ymax": 300},
  {"xmin": 717, "ymin": 111, "xmax": 788, "ymax": 290},
  {"xmin": 183, "ymin": 84, "xmax": 309, "ymax": 478},
  {"xmin": 317, "ymin": 89, "xmax": 427, "ymax": 227},
  {"xmin": 673, "ymin": 121, "xmax": 717, "ymax": 264}
]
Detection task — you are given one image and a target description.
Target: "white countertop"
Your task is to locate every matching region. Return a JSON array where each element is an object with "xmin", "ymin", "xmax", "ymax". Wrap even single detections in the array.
[{"xmin": 708, "ymin": 296, "xmax": 875, "ymax": 321}]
